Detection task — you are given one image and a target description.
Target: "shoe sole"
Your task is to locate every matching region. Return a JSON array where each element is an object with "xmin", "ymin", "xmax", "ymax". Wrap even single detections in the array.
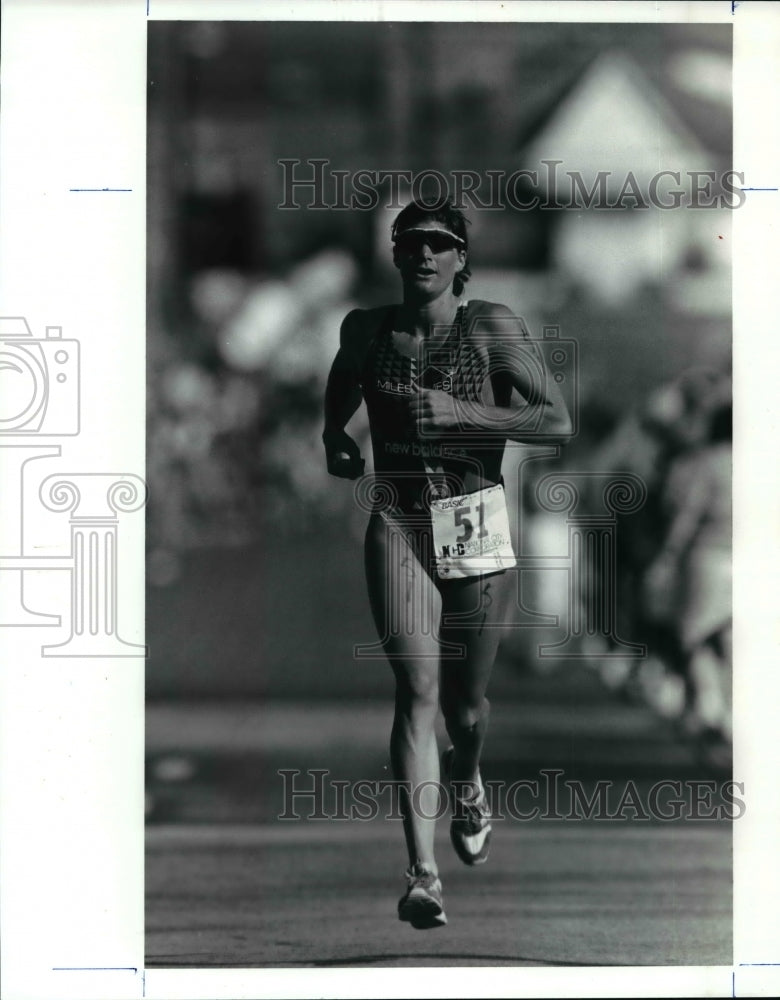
[
  {"xmin": 450, "ymin": 823, "xmax": 492, "ymax": 866},
  {"xmin": 398, "ymin": 898, "xmax": 448, "ymax": 929}
]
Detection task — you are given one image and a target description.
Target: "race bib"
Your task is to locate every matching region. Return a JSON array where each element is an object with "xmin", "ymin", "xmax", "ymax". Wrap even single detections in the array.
[{"xmin": 430, "ymin": 484, "xmax": 516, "ymax": 580}]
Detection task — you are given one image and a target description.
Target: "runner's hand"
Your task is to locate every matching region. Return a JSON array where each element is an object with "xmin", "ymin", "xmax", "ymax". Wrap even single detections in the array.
[
  {"xmin": 410, "ymin": 387, "xmax": 461, "ymax": 435},
  {"xmin": 323, "ymin": 429, "xmax": 365, "ymax": 479}
]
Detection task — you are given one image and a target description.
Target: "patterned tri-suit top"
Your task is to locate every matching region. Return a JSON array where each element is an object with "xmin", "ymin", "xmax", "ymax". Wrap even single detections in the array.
[{"xmin": 359, "ymin": 299, "xmax": 508, "ymax": 514}]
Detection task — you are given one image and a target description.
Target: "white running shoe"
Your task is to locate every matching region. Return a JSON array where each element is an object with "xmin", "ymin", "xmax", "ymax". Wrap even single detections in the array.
[{"xmin": 442, "ymin": 746, "xmax": 492, "ymax": 866}]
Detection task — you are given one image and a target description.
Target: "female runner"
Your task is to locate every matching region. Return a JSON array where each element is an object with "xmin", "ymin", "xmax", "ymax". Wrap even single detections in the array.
[{"xmin": 323, "ymin": 198, "xmax": 571, "ymax": 928}]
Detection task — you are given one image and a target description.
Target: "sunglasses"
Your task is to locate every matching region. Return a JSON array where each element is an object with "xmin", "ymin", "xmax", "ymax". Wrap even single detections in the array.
[{"xmin": 393, "ymin": 229, "xmax": 464, "ymax": 255}]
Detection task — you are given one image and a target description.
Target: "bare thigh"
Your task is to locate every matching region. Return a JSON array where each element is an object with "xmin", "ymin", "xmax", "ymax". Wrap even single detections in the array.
[
  {"xmin": 439, "ymin": 572, "xmax": 514, "ymax": 713},
  {"xmin": 365, "ymin": 512, "xmax": 512, "ymax": 700},
  {"xmin": 364, "ymin": 512, "xmax": 442, "ymax": 676}
]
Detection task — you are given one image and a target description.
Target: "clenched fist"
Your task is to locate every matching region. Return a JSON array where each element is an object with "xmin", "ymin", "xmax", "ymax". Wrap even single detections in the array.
[
  {"xmin": 408, "ymin": 386, "xmax": 462, "ymax": 436},
  {"xmin": 323, "ymin": 429, "xmax": 365, "ymax": 480}
]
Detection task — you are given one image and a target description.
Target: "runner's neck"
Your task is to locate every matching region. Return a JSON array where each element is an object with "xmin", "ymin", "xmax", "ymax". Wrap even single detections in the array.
[{"xmin": 393, "ymin": 299, "xmax": 467, "ymax": 340}]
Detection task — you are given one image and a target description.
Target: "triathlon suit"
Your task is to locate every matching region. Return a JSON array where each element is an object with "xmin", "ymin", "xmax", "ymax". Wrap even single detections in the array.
[{"xmin": 360, "ymin": 299, "xmax": 513, "ymax": 581}]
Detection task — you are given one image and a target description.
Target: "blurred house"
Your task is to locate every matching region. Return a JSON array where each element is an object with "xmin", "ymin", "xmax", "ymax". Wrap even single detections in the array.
[{"xmin": 520, "ymin": 50, "xmax": 732, "ymax": 316}]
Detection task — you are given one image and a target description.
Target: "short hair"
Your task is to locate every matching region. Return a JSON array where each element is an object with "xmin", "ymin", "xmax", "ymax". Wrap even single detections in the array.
[{"xmin": 391, "ymin": 197, "xmax": 471, "ymax": 295}]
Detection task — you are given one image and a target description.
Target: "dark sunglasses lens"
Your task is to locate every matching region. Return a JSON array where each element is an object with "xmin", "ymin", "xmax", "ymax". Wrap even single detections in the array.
[{"xmin": 396, "ymin": 232, "xmax": 459, "ymax": 254}]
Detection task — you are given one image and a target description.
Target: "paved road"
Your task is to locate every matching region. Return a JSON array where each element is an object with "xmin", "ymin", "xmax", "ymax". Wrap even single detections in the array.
[
  {"xmin": 146, "ymin": 820, "xmax": 731, "ymax": 968},
  {"xmin": 146, "ymin": 689, "xmax": 732, "ymax": 969},
  {"xmin": 146, "ymin": 693, "xmax": 727, "ymax": 826},
  {"xmin": 146, "ymin": 656, "xmax": 732, "ymax": 969}
]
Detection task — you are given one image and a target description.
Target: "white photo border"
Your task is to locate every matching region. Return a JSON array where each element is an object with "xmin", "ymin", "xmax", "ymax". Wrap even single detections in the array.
[{"xmin": 1, "ymin": 1, "xmax": 778, "ymax": 998}]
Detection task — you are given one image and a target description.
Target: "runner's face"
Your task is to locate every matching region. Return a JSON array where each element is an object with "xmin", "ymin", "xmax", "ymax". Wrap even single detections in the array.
[{"xmin": 394, "ymin": 220, "xmax": 466, "ymax": 298}]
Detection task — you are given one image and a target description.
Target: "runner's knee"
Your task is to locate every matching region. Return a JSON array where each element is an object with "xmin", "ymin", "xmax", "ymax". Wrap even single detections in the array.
[
  {"xmin": 394, "ymin": 668, "xmax": 439, "ymax": 712},
  {"xmin": 440, "ymin": 694, "xmax": 489, "ymax": 732}
]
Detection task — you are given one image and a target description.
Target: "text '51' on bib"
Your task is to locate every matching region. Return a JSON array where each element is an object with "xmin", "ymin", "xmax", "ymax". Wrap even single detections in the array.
[{"xmin": 430, "ymin": 484, "xmax": 516, "ymax": 580}]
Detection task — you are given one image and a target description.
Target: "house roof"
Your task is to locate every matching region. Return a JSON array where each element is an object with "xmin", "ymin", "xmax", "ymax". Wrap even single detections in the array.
[{"xmin": 519, "ymin": 50, "xmax": 723, "ymax": 193}]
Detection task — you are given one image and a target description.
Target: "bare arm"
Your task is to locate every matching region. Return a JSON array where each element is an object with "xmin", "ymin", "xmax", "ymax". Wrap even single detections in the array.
[
  {"xmin": 642, "ymin": 454, "xmax": 711, "ymax": 604},
  {"xmin": 656, "ymin": 456, "xmax": 710, "ymax": 560},
  {"xmin": 322, "ymin": 310, "xmax": 366, "ymax": 479}
]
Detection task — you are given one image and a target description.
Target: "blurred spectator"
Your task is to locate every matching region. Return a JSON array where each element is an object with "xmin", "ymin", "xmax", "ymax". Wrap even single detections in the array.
[
  {"xmin": 585, "ymin": 369, "xmax": 730, "ymax": 719},
  {"xmin": 644, "ymin": 401, "xmax": 732, "ymax": 752}
]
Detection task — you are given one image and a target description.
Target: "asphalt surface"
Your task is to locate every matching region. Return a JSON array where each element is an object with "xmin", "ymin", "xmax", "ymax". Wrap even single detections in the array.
[
  {"xmin": 146, "ymin": 821, "xmax": 730, "ymax": 968},
  {"xmin": 146, "ymin": 682, "xmax": 733, "ymax": 969}
]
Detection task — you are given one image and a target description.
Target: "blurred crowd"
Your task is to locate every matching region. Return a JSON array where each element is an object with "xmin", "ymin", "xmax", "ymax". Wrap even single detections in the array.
[
  {"xmin": 146, "ymin": 248, "xmax": 361, "ymax": 584},
  {"xmin": 584, "ymin": 368, "xmax": 732, "ymax": 765}
]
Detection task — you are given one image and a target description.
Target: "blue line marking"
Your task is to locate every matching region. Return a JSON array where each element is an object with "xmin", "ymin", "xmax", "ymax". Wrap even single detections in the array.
[
  {"xmin": 53, "ymin": 967, "xmax": 138, "ymax": 972},
  {"xmin": 740, "ymin": 187, "xmax": 778, "ymax": 192},
  {"xmin": 70, "ymin": 188, "xmax": 133, "ymax": 192},
  {"xmin": 732, "ymin": 970, "xmax": 736, "ymax": 998}
]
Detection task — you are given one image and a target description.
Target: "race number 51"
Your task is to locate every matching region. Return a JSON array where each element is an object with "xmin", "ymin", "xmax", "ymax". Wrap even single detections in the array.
[{"xmin": 454, "ymin": 503, "xmax": 488, "ymax": 542}]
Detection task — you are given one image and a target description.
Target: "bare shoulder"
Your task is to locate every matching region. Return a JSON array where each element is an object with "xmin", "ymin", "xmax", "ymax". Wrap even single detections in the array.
[
  {"xmin": 339, "ymin": 306, "xmax": 391, "ymax": 358},
  {"xmin": 465, "ymin": 299, "xmax": 531, "ymax": 342}
]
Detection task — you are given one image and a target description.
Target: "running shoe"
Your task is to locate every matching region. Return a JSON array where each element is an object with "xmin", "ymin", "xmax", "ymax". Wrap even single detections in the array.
[
  {"xmin": 397, "ymin": 863, "xmax": 447, "ymax": 929},
  {"xmin": 442, "ymin": 745, "xmax": 492, "ymax": 866}
]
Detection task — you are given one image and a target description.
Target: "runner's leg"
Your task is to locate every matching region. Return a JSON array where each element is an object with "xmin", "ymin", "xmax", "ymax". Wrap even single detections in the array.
[
  {"xmin": 365, "ymin": 513, "xmax": 443, "ymax": 873},
  {"xmin": 438, "ymin": 572, "xmax": 513, "ymax": 789}
]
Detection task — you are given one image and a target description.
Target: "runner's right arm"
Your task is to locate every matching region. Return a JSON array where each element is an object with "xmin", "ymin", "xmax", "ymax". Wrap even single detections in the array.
[{"xmin": 323, "ymin": 310, "xmax": 366, "ymax": 479}]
